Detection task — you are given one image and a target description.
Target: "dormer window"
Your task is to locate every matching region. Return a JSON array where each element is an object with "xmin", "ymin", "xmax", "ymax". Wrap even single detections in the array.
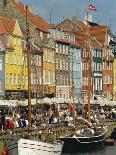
[{"xmin": 64, "ymin": 35, "xmax": 69, "ymax": 41}]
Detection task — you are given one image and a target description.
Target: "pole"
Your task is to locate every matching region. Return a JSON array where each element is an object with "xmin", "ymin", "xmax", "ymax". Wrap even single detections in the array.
[
  {"xmin": 86, "ymin": 12, "xmax": 91, "ymax": 122},
  {"xmin": 26, "ymin": 5, "xmax": 32, "ymax": 138}
]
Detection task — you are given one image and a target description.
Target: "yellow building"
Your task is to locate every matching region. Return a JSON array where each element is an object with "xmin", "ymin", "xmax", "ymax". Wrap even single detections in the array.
[
  {"xmin": 4, "ymin": 18, "xmax": 28, "ymax": 99},
  {"xmin": 113, "ymin": 55, "xmax": 116, "ymax": 100},
  {"xmin": 43, "ymin": 38, "xmax": 56, "ymax": 97}
]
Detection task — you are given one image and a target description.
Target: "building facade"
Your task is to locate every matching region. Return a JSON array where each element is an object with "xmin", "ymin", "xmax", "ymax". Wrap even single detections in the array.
[
  {"xmin": 43, "ymin": 38, "xmax": 56, "ymax": 98},
  {"xmin": 0, "ymin": 40, "xmax": 5, "ymax": 97},
  {"xmin": 4, "ymin": 19, "xmax": 28, "ymax": 99},
  {"xmin": 92, "ymin": 48, "xmax": 103, "ymax": 95},
  {"xmin": 49, "ymin": 29, "xmax": 70, "ymax": 100}
]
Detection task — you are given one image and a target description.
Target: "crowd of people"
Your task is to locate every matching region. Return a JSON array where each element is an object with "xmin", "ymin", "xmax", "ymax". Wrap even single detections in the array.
[{"xmin": 0, "ymin": 103, "xmax": 115, "ymax": 132}]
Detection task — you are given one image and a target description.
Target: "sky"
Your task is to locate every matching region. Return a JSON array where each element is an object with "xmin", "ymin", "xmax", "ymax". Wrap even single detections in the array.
[{"xmin": 21, "ymin": 0, "xmax": 116, "ymax": 35}]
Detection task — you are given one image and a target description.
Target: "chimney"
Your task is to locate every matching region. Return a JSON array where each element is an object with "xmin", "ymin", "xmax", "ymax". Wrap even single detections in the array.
[
  {"xmin": 28, "ymin": 4, "xmax": 36, "ymax": 15},
  {"xmin": 83, "ymin": 14, "xmax": 92, "ymax": 25}
]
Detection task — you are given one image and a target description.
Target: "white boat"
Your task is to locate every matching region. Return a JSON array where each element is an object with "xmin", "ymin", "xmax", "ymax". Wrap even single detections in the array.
[{"xmin": 7, "ymin": 139, "xmax": 63, "ymax": 155}]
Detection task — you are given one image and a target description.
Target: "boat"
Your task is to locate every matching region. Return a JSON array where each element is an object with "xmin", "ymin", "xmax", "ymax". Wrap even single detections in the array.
[
  {"xmin": 6, "ymin": 139, "xmax": 63, "ymax": 155},
  {"xmin": 60, "ymin": 118, "xmax": 107, "ymax": 152},
  {"xmin": 105, "ymin": 138, "xmax": 115, "ymax": 146},
  {"xmin": 111, "ymin": 128, "xmax": 116, "ymax": 140},
  {"xmin": 59, "ymin": 12, "xmax": 107, "ymax": 153},
  {"xmin": 6, "ymin": 5, "xmax": 63, "ymax": 155}
]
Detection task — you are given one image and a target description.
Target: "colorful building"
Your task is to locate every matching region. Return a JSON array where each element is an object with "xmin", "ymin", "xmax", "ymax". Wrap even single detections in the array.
[
  {"xmin": 64, "ymin": 32, "xmax": 82, "ymax": 102},
  {"xmin": 43, "ymin": 37, "xmax": 56, "ymax": 97},
  {"xmin": 0, "ymin": 17, "xmax": 28, "ymax": 99}
]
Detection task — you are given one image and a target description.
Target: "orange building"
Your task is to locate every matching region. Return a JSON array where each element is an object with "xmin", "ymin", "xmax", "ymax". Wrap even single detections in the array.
[{"xmin": 43, "ymin": 38, "xmax": 56, "ymax": 97}]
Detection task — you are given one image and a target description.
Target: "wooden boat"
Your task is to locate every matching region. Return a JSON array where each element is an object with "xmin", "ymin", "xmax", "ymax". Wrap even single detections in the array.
[
  {"xmin": 6, "ymin": 139, "xmax": 63, "ymax": 155},
  {"xmin": 60, "ymin": 124, "xmax": 107, "ymax": 152}
]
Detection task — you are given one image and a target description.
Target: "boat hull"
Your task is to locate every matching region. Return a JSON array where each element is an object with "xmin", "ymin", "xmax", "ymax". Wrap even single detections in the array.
[
  {"xmin": 60, "ymin": 129, "xmax": 107, "ymax": 153},
  {"xmin": 7, "ymin": 139, "xmax": 63, "ymax": 155}
]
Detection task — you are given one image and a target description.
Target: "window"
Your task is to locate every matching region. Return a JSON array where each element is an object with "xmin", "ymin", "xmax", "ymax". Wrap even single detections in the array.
[
  {"xmin": 18, "ymin": 39, "xmax": 21, "ymax": 46},
  {"xmin": 38, "ymin": 56, "xmax": 42, "ymax": 66},
  {"xmin": 6, "ymin": 35, "xmax": 10, "ymax": 46},
  {"xmin": 59, "ymin": 44, "xmax": 62, "ymax": 53},
  {"xmin": 0, "ymin": 79, "xmax": 2, "ymax": 92},
  {"xmin": 56, "ymin": 44, "xmax": 58, "ymax": 53},
  {"xmin": 43, "ymin": 50, "xmax": 47, "ymax": 61},
  {"xmin": 14, "ymin": 38, "xmax": 17, "ymax": 45},
  {"xmin": 14, "ymin": 74, "xmax": 16, "ymax": 85},
  {"xmin": 52, "ymin": 52, "xmax": 55, "ymax": 63},
  {"xmin": 18, "ymin": 55, "xmax": 20, "ymax": 65},
  {"xmin": 14, "ymin": 54, "xmax": 16, "ymax": 64},
  {"xmin": 40, "ymin": 31, "xmax": 43, "ymax": 40},
  {"xmin": 60, "ymin": 60, "xmax": 62, "ymax": 70},
  {"xmin": 5, "ymin": 53, "xmax": 8, "ymax": 64},
  {"xmin": 63, "ymin": 60, "xmax": 65, "ymax": 70},
  {"xmin": 60, "ymin": 75, "xmax": 62, "ymax": 85},
  {"xmin": 63, "ymin": 45, "xmax": 65, "ymax": 54},
  {"xmin": 0, "ymin": 56, "xmax": 3, "ymax": 71},
  {"xmin": 66, "ymin": 62, "xmax": 68, "ymax": 70},
  {"xmin": 44, "ymin": 70, "xmax": 47, "ymax": 84},
  {"xmin": 48, "ymin": 70, "xmax": 50, "ymax": 84},
  {"xmin": 10, "ymin": 73, "xmax": 12, "ymax": 84},
  {"xmin": 66, "ymin": 46, "xmax": 69, "ymax": 55},
  {"xmin": 56, "ymin": 59, "xmax": 58, "ymax": 69}
]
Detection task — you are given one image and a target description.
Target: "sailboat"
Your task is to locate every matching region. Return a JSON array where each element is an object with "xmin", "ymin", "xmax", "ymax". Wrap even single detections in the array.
[
  {"xmin": 6, "ymin": 5, "xmax": 63, "ymax": 155},
  {"xmin": 59, "ymin": 12, "xmax": 107, "ymax": 153}
]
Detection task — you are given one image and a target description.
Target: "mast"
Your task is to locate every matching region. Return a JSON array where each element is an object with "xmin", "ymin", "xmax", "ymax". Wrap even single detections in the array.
[
  {"xmin": 86, "ymin": 12, "xmax": 91, "ymax": 122},
  {"xmin": 26, "ymin": 5, "xmax": 32, "ymax": 138}
]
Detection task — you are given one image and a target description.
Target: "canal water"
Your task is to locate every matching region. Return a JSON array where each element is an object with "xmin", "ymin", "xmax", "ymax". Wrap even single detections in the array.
[{"xmin": 62, "ymin": 145, "xmax": 116, "ymax": 155}]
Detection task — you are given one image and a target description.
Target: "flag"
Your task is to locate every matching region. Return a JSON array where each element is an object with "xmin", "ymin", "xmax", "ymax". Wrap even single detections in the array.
[{"xmin": 88, "ymin": 4, "xmax": 96, "ymax": 11}]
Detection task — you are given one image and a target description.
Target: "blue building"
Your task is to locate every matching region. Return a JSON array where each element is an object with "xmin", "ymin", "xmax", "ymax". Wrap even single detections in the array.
[
  {"xmin": 64, "ymin": 33, "xmax": 82, "ymax": 102},
  {"xmin": 0, "ymin": 40, "xmax": 5, "ymax": 97},
  {"xmin": 70, "ymin": 45, "xmax": 82, "ymax": 102}
]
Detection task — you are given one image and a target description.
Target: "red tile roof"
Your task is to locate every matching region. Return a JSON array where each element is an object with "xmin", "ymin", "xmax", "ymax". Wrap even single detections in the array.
[
  {"xmin": 0, "ymin": 16, "xmax": 15, "ymax": 35},
  {"xmin": 90, "ymin": 26, "xmax": 107, "ymax": 44},
  {"xmin": 0, "ymin": 34, "xmax": 14, "ymax": 50},
  {"xmin": 11, "ymin": 0, "xmax": 51, "ymax": 33}
]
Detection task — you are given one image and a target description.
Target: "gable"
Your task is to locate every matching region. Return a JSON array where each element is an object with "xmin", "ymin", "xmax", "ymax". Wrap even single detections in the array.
[
  {"xmin": 44, "ymin": 38, "xmax": 55, "ymax": 48},
  {"xmin": 56, "ymin": 19, "xmax": 85, "ymax": 32},
  {"xmin": 13, "ymin": 20, "xmax": 23, "ymax": 37}
]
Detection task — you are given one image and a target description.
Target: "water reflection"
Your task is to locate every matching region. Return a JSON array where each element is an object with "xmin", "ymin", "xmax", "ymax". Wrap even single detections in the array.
[{"xmin": 62, "ymin": 145, "xmax": 116, "ymax": 155}]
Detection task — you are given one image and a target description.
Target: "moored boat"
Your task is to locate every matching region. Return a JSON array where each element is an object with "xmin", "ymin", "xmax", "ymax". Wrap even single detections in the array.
[
  {"xmin": 60, "ymin": 126, "xmax": 107, "ymax": 152},
  {"xmin": 7, "ymin": 139, "xmax": 63, "ymax": 155}
]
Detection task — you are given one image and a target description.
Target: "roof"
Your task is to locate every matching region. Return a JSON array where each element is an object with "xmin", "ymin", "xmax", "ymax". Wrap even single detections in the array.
[
  {"xmin": 0, "ymin": 16, "xmax": 15, "ymax": 35},
  {"xmin": 11, "ymin": 0, "xmax": 51, "ymax": 33},
  {"xmin": 56, "ymin": 18, "xmax": 87, "ymax": 32},
  {"xmin": 0, "ymin": 34, "xmax": 14, "ymax": 50},
  {"xmin": 90, "ymin": 26, "xmax": 107, "ymax": 44}
]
